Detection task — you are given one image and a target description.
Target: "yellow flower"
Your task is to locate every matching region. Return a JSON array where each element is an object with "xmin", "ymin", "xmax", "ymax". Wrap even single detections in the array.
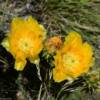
[
  {"xmin": 53, "ymin": 32, "xmax": 93, "ymax": 82},
  {"xmin": 1, "ymin": 16, "xmax": 46, "ymax": 71}
]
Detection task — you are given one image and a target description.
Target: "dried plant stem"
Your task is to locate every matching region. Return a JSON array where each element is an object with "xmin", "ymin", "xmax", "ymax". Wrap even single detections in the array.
[
  {"xmin": 59, "ymin": 16, "xmax": 100, "ymax": 33},
  {"xmin": 37, "ymin": 84, "xmax": 43, "ymax": 100}
]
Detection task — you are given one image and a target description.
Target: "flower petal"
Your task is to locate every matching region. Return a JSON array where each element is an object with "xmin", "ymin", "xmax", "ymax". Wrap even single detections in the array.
[
  {"xmin": 14, "ymin": 59, "xmax": 26, "ymax": 71},
  {"xmin": 1, "ymin": 38, "xmax": 10, "ymax": 51},
  {"xmin": 53, "ymin": 68, "xmax": 67, "ymax": 82}
]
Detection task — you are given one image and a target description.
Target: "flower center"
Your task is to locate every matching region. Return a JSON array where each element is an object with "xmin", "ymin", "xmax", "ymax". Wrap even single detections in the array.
[
  {"xmin": 18, "ymin": 38, "xmax": 33, "ymax": 52},
  {"xmin": 63, "ymin": 52, "xmax": 79, "ymax": 68}
]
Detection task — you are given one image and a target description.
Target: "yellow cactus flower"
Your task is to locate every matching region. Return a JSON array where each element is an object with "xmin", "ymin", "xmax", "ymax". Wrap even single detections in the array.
[
  {"xmin": 53, "ymin": 32, "xmax": 93, "ymax": 82},
  {"xmin": 1, "ymin": 16, "xmax": 46, "ymax": 71}
]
